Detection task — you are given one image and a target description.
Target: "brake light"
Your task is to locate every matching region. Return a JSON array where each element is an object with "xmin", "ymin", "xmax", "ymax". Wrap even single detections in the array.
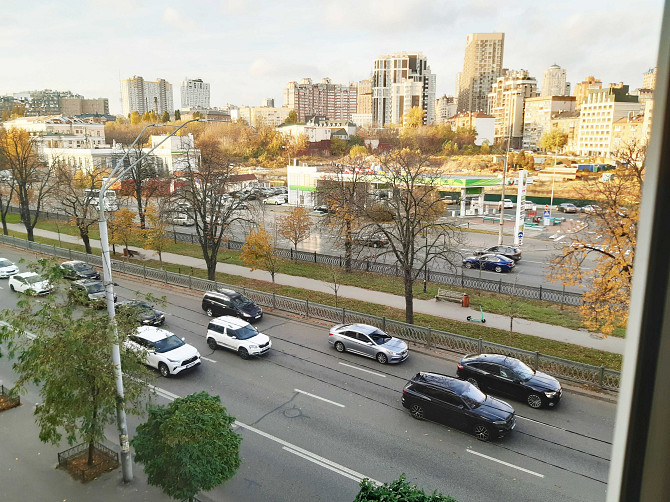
[
  {"xmin": 329, "ymin": 332, "xmax": 333, "ymax": 336},
  {"xmin": 457, "ymin": 363, "xmax": 463, "ymax": 370}
]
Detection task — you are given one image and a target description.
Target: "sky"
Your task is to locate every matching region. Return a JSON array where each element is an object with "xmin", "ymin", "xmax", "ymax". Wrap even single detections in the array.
[{"xmin": 1, "ymin": 0, "xmax": 664, "ymax": 115}]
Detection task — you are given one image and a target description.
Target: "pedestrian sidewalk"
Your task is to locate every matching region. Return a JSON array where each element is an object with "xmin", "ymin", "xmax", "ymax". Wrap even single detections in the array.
[{"xmin": 4, "ymin": 222, "xmax": 626, "ymax": 355}]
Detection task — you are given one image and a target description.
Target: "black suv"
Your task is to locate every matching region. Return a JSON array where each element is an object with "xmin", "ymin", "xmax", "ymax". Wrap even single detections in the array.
[
  {"xmin": 202, "ymin": 289, "xmax": 263, "ymax": 322},
  {"xmin": 456, "ymin": 354, "xmax": 562, "ymax": 409},
  {"xmin": 61, "ymin": 260, "xmax": 101, "ymax": 280},
  {"xmin": 473, "ymin": 245, "xmax": 521, "ymax": 261},
  {"xmin": 402, "ymin": 372, "xmax": 515, "ymax": 441}
]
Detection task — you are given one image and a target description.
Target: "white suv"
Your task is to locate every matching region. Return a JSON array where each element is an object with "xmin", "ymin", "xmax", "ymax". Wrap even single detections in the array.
[
  {"xmin": 206, "ymin": 316, "xmax": 271, "ymax": 359},
  {"xmin": 127, "ymin": 326, "xmax": 201, "ymax": 377}
]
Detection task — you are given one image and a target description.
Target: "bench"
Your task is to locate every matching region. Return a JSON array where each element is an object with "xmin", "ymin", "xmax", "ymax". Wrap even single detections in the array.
[
  {"xmin": 525, "ymin": 222, "xmax": 539, "ymax": 227},
  {"xmin": 435, "ymin": 289, "xmax": 464, "ymax": 303},
  {"xmin": 482, "ymin": 216, "xmax": 498, "ymax": 223}
]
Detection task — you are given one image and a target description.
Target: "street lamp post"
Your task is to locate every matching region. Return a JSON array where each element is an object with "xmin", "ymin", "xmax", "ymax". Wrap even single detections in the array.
[{"xmin": 98, "ymin": 118, "xmax": 206, "ymax": 482}]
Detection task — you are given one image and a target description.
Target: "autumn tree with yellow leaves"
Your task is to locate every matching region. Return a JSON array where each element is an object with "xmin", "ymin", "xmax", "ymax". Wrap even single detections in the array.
[
  {"xmin": 241, "ymin": 226, "xmax": 278, "ymax": 283},
  {"xmin": 277, "ymin": 206, "xmax": 312, "ymax": 260}
]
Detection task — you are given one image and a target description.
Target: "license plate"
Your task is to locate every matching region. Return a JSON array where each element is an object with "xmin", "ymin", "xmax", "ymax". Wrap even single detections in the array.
[{"xmin": 185, "ymin": 360, "xmax": 199, "ymax": 368}]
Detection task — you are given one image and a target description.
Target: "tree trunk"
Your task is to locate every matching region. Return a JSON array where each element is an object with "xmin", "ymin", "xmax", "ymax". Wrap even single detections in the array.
[
  {"xmin": 403, "ymin": 268, "xmax": 414, "ymax": 324},
  {"xmin": 80, "ymin": 231, "xmax": 92, "ymax": 254},
  {"xmin": 344, "ymin": 221, "xmax": 352, "ymax": 273},
  {"xmin": 88, "ymin": 440, "xmax": 95, "ymax": 467},
  {"xmin": 26, "ymin": 225, "xmax": 34, "ymax": 242},
  {"xmin": 1, "ymin": 218, "xmax": 7, "ymax": 235},
  {"xmin": 205, "ymin": 256, "xmax": 217, "ymax": 281}
]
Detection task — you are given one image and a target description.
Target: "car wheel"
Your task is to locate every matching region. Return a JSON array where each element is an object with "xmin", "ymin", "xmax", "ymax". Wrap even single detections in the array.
[
  {"xmin": 409, "ymin": 403, "xmax": 424, "ymax": 420},
  {"xmin": 206, "ymin": 308, "xmax": 214, "ymax": 317},
  {"xmin": 376, "ymin": 352, "xmax": 388, "ymax": 364},
  {"xmin": 207, "ymin": 338, "xmax": 218, "ymax": 350},
  {"xmin": 464, "ymin": 262, "xmax": 473, "ymax": 269},
  {"xmin": 473, "ymin": 423, "xmax": 491, "ymax": 441},
  {"xmin": 158, "ymin": 363, "xmax": 170, "ymax": 378},
  {"xmin": 527, "ymin": 393, "xmax": 544, "ymax": 409},
  {"xmin": 10, "ymin": 284, "xmax": 15, "ymax": 292},
  {"xmin": 494, "ymin": 266, "xmax": 502, "ymax": 273},
  {"xmin": 238, "ymin": 348, "xmax": 250, "ymax": 360},
  {"xmin": 334, "ymin": 341, "xmax": 345, "ymax": 353},
  {"xmin": 466, "ymin": 377, "xmax": 479, "ymax": 389}
]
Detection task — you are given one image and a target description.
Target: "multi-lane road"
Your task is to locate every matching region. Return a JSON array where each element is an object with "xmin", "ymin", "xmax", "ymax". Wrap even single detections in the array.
[{"xmin": 0, "ymin": 246, "xmax": 613, "ymax": 501}]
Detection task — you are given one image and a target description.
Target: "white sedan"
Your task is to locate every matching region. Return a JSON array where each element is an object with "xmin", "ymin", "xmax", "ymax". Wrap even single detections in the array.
[
  {"xmin": 0, "ymin": 258, "xmax": 19, "ymax": 278},
  {"xmin": 263, "ymin": 195, "xmax": 287, "ymax": 205},
  {"xmin": 8, "ymin": 272, "xmax": 52, "ymax": 295}
]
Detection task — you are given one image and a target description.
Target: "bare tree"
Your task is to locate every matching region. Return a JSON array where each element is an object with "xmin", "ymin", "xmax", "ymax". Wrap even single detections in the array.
[{"xmin": 0, "ymin": 170, "xmax": 16, "ymax": 235}]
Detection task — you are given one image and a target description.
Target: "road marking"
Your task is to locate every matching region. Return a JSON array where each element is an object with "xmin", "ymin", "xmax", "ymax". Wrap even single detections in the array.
[
  {"xmin": 201, "ymin": 356, "xmax": 216, "ymax": 363},
  {"xmin": 467, "ymin": 449, "xmax": 544, "ymax": 478},
  {"xmin": 0, "ymin": 320, "xmax": 35, "ymax": 340},
  {"xmin": 282, "ymin": 446, "xmax": 379, "ymax": 484},
  {"xmin": 338, "ymin": 362, "xmax": 386, "ymax": 377},
  {"xmin": 554, "ymin": 235, "xmax": 566, "ymax": 242},
  {"xmin": 294, "ymin": 388, "xmax": 345, "ymax": 408},
  {"xmin": 149, "ymin": 384, "xmax": 180, "ymax": 401}
]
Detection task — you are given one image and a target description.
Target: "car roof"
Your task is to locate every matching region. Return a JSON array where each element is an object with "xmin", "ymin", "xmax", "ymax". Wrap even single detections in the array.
[
  {"xmin": 74, "ymin": 279, "xmax": 101, "ymax": 286},
  {"xmin": 208, "ymin": 315, "xmax": 251, "ymax": 328},
  {"xmin": 205, "ymin": 288, "xmax": 241, "ymax": 298},
  {"xmin": 15, "ymin": 271, "xmax": 39, "ymax": 278},
  {"xmin": 337, "ymin": 323, "xmax": 380, "ymax": 334},
  {"xmin": 135, "ymin": 326, "xmax": 174, "ymax": 342},
  {"xmin": 480, "ymin": 253, "xmax": 512, "ymax": 261},
  {"xmin": 463, "ymin": 353, "xmax": 520, "ymax": 366},
  {"xmin": 411, "ymin": 372, "xmax": 470, "ymax": 394}
]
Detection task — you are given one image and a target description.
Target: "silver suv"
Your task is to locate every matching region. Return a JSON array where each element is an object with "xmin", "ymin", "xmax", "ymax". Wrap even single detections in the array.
[
  {"xmin": 206, "ymin": 316, "xmax": 271, "ymax": 359},
  {"xmin": 328, "ymin": 323, "xmax": 409, "ymax": 364}
]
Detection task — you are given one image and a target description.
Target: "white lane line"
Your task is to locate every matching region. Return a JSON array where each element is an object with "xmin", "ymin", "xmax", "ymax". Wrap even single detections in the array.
[
  {"xmin": 294, "ymin": 388, "xmax": 345, "ymax": 408},
  {"xmin": 201, "ymin": 356, "xmax": 216, "ymax": 363},
  {"xmin": 338, "ymin": 362, "xmax": 386, "ymax": 378},
  {"xmin": 149, "ymin": 384, "xmax": 180, "ymax": 401},
  {"xmin": 467, "ymin": 449, "xmax": 544, "ymax": 478},
  {"xmin": 0, "ymin": 320, "xmax": 35, "ymax": 340},
  {"xmin": 283, "ymin": 447, "xmax": 365, "ymax": 483},
  {"xmin": 516, "ymin": 416, "xmax": 563, "ymax": 430},
  {"xmin": 555, "ymin": 235, "xmax": 566, "ymax": 242}
]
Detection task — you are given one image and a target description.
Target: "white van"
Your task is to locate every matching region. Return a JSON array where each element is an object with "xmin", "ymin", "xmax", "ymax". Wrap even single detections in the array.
[{"xmin": 83, "ymin": 189, "xmax": 119, "ymax": 211}]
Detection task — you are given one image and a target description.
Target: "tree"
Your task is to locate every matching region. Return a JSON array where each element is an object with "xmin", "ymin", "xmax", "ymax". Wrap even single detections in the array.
[
  {"xmin": 349, "ymin": 145, "xmax": 368, "ymax": 157},
  {"xmin": 330, "ymin": 136, "xmax": 349, "ymax": 157},
  {"xmin": 0, "ymin": 168, "xmax": 16, "ymax": 235},
  {"xmin": 132, "ymin": 392, "xmax": 241, "ymax": 502},
  {"xmin": 241, "ymin": 225, "xmax": 278, "ymax": 283},
  {"xmin": 109, "ymin": 207, "xmax": 139, "ymax": 257},
  {"xmin": 130, "ymin": 111, "xmax": 141, "ymax": 125},
  {"xmin": 0, "ymin": 260, "xmax": 152, "ymax": 466},
  {"xmin": 0, "ymin": 127, "xmax": 56, "ymax": 241},
  {"xmin": 355, "ymin": 474, "xmax": 457, "ymax": 502},
  {"xmin": 144, "ymin": 205, "xmax": 171, "ymax": 265},
  {"xmin": 539, "ymin": 127, "xmax": 568, "ymax": 154},
  {"xmin": 284, "ymin": 109, "xmax": 298, "ymax": 124},
  {"xmin": 174, "ymin": 109, "xmax": 181, "ymax": 121},
  {"xmin": 278, "ymin": 206, "xmax": 312, "ymax": 259},
  {"xmin": 548, "ymin": 139, "xmax": 644, "ymax": 335},
  {"xmin": 160, "ymin": 110, "xmax": 170, "ymax": 123},
  {"xmin": 403, "ymin": 106, "xmax": 425, "ymax": 129}
]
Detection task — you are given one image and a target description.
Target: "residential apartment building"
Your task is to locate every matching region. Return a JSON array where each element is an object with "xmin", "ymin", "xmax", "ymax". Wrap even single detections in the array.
[
  {"xmin": 371, "ymin": 52, "xmax": 436, "ymax": 127},
  {"xmin": 576, "ymin": 84, "xmax": 641, "ymax": 158},
  {"xmin": 435, "ymin": 95, "xmax": 457, "ymax": 124},
  {"xmin": 643, "ymin": 67, "xmax": 657, "ymax": 90},
  {"xmin": 456, "ymin": 33, "xmax": 505, "ymax": 113},
  {"xmin": 121, "ymin": 76, "xmax": 174, "ymax": 117},
  {"xmin": 60, "ymin": 97, "xmax": 109, "ymax": 116},
  {"xmin": 0, "ymin": 90, "xmax": 108, "ymax": 117},
  {"xmin": 283, "ymin": 78, "xmax": 357, "ymax": 122},
  {"xmin": 541, "ymin": 64, "xmax": 570, "ymax": 97},
  {"xmin": 234, "ymin": 105, "xmax": 290, "ymax": 128},
  {"xmin": 3, "ymin": 116, "xmax": 107, "ymax": 150},
  {"xmin": 611, "ymin": 113, "xmax": 647, "ymax": 153},
  {"xmin": 445, "ymin": 111, "xmax": 494, "ymax": 145},
  {"xmin": 180, "ymin": 78, "xmax": 210, "ymax": 109},
  {"xmin": 550, "ymin": 111, "xmax": 581, "ymax": 153},
  {"xmin": 488, "ymin": 69, "xmax": 538, "ymax": 149},
  {"xmin": 574, "ymin": 76, "xmax": 603, "ymax": 109},
  {"xmin": 351, "ymin": 78, "xmax": 373, "ymax": 127},
  {"xmin": 522, "ymin": 96, "xmax": 576, "ymax": 151}
]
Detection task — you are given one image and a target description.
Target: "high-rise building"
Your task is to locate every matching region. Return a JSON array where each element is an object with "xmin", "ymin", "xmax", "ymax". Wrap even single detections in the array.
[
  {"xmin": 262, "ymin": 98, "xmax": 275, "ymax": 108},
  {"xmin": 573, "ymin": 76, "xmax": 603, "ymax": 109},
  {"xmin": 180, "ymin": 78, "xmax": 210, "ymax": 109},
  {"xmin": 371, "ymin": 52, "xmax": 436, "ymax": 127},
  {"xmin": 541, "ymin": 64, "xmax": 570, "ymax": 97},
  {"xmin": 488, "ymin": 69, "xmax": 538, "ymax": 149},
  {"xmin": 283, "ymin": 78, "xmax": 358, "ymax": 122},
  {"xmin": 121, "ymin": 76, "xmax": 174, "ymax": 117},
  {"xmin": 577, "ymin": 84, "xmax": 641, "ymax": 158},
  {"xmin": 457, "ymin": 33, "xmax": 505, "ymax": 113}
]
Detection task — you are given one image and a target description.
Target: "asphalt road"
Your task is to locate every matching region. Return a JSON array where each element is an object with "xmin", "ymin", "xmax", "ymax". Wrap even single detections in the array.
[{"xmin": 0, "ymin": 246, "xmax": 614, "ymax": 501}]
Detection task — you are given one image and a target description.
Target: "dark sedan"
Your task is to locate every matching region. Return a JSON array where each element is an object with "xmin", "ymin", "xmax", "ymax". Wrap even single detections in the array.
[
  {"xmin": 456, "ymin": 353, "xmax": 562, "ymax": 409},
  {"xmin": 117, "ymin": 300, "xmax": 166, "ymax": 326},
  {"xmin": 463, "ymin": 253, "xmax": 515, "ymax": 273},
  {"xmin": 61, "ymin": 260, "xmax": 101, "ymax": 280},
  {"xmin": 402, "ymin": 372, "xmax": 516, "ymax": 441},
  {"xmin": 473, "ymin": 245, "xmax": 521, "ymax": 261}
]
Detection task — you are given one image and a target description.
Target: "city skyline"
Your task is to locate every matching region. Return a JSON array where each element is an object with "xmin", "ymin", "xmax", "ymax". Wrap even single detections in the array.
[{"xmin": 0, "ymin": 0, "xmax": 663, "ymax": 115}]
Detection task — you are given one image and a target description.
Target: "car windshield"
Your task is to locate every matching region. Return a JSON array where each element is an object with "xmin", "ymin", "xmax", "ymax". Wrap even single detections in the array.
[
  {"xmin": 85, "ymin": 282, "xmax": 104, "ymax": 294},
  {"xmin": 154, "ymin": 334, "xmax": 185, "ymax": 353},
  {"xmin": 73, "ymin": 262, "xmax": 92, "ymax": 271},
  {"xmin": 368, "ymin": 329, "xmax": 392, "ymax": 344},
  {"xmin": 232, "ymin": 324, "xmax": 259, "ymax": 340},
  {"xmin": 231, "ymin": 295, "xmax": 254, "ymax": 308},
  {"xmin": 25, "ymin": 275, "xmax": 45, "ymax": 285},
  {"xmin": 508, "ymin": 359, "xmax": 535, "ymax": 381},
  {"xmin": 461, "ymin": 385, "xmax": 486, "ymax": 408},
  {"xmin": 0, "ymin": 259, "xmax": 13, "ymax": 267}
]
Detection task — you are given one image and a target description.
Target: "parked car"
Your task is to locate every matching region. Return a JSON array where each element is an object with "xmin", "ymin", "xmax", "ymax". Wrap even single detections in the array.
[
  {"xmin": 456, "ymin": 353, "xmax": 563, "ymax": 409},
  {"xmin": 328, "ymin": 323, "xmax": 408, "ymax": 364},
  {"xmin": 117, "ymin": 300, "xmax": 165, "ymax": 326},
  {"xmin": 60, "ymin": 260, "xmax": 101, "ymax": 280},
  {"xmin": 69, "ymin": 279, "xmax": 116, "ymax": 307},
  {"xmin": 473, "ymin": 245, "xmax": 521, "ymax": 261},
  {"xmin": 263, "ymin": 194, "xmax": 287, "ymax": 205},
  {"xmin": 8, "ymin": 272, "xmax": 53, "ymax": 295},
  {"xmin": 171, "ymin": 213, "xmax": 195, "ymax": 226},
  {"xmin": 521, "ymin": 199, "xmax": 535, "ymax": 210},
  {"xmin": 202, "ymin": 289, "xmax": 263, "ymax": 322},
  {"xmin": 205, "ymin": 315, "xmax": 271, "ymax": 359},
  {"xmin": 126, "ymin": 326, "xmax": 201, "ymax": 377},
  {"xmin": 0, "ymin": 258, "xmax": 19, "ymax": 278},
  {"xmin": 582, "ymin": 204, "xmax": 602, "ymax": 214},
  {"xmin": 462, "ymin": 254, "xmax": 515, "ymax": 273},
  {"xmin": 498, "ymin": 199, "xmax": 514, "ymax": 209},
  {"xmin": 353, "ymin": 232, "xmax": 389, "ymax": 248},
  {"xmin": 401, "ymin": 372, "xmax": 516, "ymax": 441},
  {"xmin": 558, "ymin": 203, "xmax": 578, "ymax": 213}
]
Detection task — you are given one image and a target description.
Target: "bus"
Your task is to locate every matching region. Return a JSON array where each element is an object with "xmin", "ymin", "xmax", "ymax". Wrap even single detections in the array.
[{"xmin": 83, "ymin": 189, "xmax": 119, "ymax": 211}]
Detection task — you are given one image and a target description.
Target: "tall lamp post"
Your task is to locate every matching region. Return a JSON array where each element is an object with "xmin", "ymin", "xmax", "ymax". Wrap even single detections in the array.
[
  {"xmin": 98, "ymin": 118, "xmax": 207, "ymax": 482},
  {"xmin": 498, "ymin": 90, "xmax": 517, "ymax": 245}
]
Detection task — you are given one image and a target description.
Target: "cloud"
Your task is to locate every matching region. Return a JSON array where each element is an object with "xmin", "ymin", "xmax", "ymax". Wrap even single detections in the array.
[{"xmin": 162, "ymin": 7, "xmax": 196, "ymax": 30}]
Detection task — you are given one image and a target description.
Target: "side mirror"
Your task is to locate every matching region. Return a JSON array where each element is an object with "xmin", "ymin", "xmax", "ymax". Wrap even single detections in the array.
[{"xmin": 113, "ymin": 282, "xmax": 119, "ymax": 286}]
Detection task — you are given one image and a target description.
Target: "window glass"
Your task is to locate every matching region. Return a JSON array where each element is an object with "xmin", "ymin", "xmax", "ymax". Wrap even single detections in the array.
[{"xmin": 356, "ymin": 333, "xmax": 371, "ymax": 343}]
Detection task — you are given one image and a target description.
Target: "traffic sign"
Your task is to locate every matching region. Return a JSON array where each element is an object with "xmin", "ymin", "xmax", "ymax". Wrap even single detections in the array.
[
  {"xmin": 545, "ymin": 204, "xmax": 549, "ymax": 211},
  {"xmin": 544, "ymin": 209, "xmax": 550, "ymax": 217}
]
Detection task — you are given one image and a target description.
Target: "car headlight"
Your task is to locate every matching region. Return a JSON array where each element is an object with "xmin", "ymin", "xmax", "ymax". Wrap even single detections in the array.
[
  {"xmin": 544, "ymin": 391, "xmax": 557, "ymax": 398},
  {"xmin": 242, "ymin": 312, "xmax": 251, "ymax": 317},
  {"xmin": 166, "ymin": 357, "xmax": 180, "ymax": 363},
  {"xmin": 493, "ymin": 419, "xmax": 508, "ymax": 425},
  {"xmin": 248, "ymin": 344, "xmax": 259, "ymax": 349}
]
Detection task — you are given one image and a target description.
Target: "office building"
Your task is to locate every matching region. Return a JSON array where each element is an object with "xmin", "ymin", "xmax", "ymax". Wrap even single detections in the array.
[
  {"xmin": 371, "ymin": 52, "xmax": 436, "ymax": 127},
  {"xmin": 541, "ymin": 64, "xmax": 570, "ymax": 97},
  {"xmin": 488, "ymin": 69, "xmax": 538, "ymax": 148},
  {"xmin": 457, "ymin": 33, "xmax": 505, "ymax": 113},
  {"xmin": 180, "ymin": 78, "xmax": 210, "ymax": 109},
  {"xmin": 121, "ymin": 76, "xmax": 174, "ymax": 117},
  {"xmin": 283, "ymin": 78, "xmax": 358, "ymax": 122}
]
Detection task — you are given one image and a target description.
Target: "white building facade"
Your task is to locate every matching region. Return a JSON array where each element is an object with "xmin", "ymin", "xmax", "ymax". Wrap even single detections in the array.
[
  {"xmin": 541, "ymin": 64, "xmax": 571, "ymax": 97},
  {"xmin": 3, "ymin": 116, "xmax": 107, "ymax": 150},
  {"xmin": 457, "ymin": 33, "xmax": 505, "ymax": 113},
  {"xmin": 121, "ymin": 76, "xmax": 174, "ymax": 116},
  {"xmin": 180, "ymin": 78, "xmax": 210, "ymax": 109},
  {"xmin": 488, "ymin": 70, "xmax": 538, "ymax": 149}
]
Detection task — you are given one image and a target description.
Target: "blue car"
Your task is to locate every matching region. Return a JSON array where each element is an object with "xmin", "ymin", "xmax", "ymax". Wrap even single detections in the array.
[{"xmin": 463, "ymin": 253, "xmax": 515, "ymax": 273}]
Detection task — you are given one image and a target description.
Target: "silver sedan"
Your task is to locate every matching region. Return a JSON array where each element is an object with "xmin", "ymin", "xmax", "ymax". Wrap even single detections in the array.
[{"xmin": 328, "ymin": 323, "xmax": 409, "ymax": 364}]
